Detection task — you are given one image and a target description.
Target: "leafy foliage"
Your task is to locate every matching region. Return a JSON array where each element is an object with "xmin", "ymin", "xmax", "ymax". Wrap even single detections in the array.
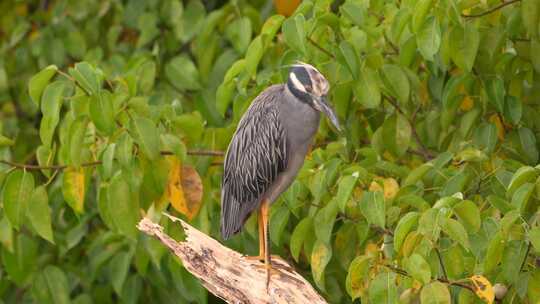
[{"xmin": 1, "ymin": 0, "xmax": 540, "ymax": 303}]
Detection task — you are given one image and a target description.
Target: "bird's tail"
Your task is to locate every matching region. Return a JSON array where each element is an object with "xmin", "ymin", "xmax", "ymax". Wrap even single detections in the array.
[{"xmin": 220, "ymin": 191, "xmax": 244, "ymax": 240}]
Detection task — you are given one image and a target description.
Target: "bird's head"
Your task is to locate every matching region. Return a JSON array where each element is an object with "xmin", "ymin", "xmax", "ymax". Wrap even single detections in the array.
[{"xmin": 286, "ymin": 62, "xmax": 341, "ymax": 131}]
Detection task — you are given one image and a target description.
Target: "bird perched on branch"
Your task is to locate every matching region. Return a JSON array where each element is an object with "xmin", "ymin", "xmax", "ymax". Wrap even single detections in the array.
[{"xmin": 220, "ymin": 62, "xmax": 341, "ymax": 287}]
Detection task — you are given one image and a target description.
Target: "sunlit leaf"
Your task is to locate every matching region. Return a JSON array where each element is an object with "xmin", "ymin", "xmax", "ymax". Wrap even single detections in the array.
[
  {"xmin": 62, "ymin": 167, "xmax": 85, "ymax": 214},
  {"xmin": 29, "ymin": 65, "xmax": 58, "ymax": 106}
]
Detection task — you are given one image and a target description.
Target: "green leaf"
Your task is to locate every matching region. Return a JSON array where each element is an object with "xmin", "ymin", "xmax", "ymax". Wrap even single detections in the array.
[
  {"xmin": 28, "ymin": 65, "xmax": 58, "ymax": 106},
  {"xmin": 69, "ymin": 62, "xmax": 103, "ymax": 95},
  {"xmin": 39, "ymin": 81, "xmax": 65, "ymax": 147},
  {"xmin": 27, "ymin": 186, "xmax": 54, "ymax": 243},
  {"xmin": 484, "ymin": 232, "xmax": 504, "ymax": 273},
  {"xmin": 359, "ymin": 191, "xmax": 385, "ymax": 228},
  {"xmin": 505, "ymin": 95, "xmax": 522, "ymax": 125},
  {"xmin": 89, "ymin": 91, "xmax": 115, "ymax": 135},
  {"xmin": 522, "ymin": 0, "xmax": 539, "ymax": 38},
  {"xmin": 405, "ymin": 253, "xmax": 431, "ymax": 284},
  {"xmin": 382, "ymin": 113, "xmax": 412, "ymax": 157},
  {"xmin": 32, "ymin": 266, "xmax": 70, "ymax": 304},
  {"xmin": 336, "ymin": 175, "xmax": 358, "ymax": 212},
  {"xmin": 394, "ymin": 212, "xmax": 420, "ymax": 253},
  {"xmin": 282, "ymin": 14, "xmax": 306, "ymax": 55},
  {"xmin": 450, "ymin": 23, "xmax": 480, "ymax": 72},
  {"xmin": 2, "ymin": 170, "xmax": 34, "ymax": 229},
  {"xmin": 290, "ymin": 217, "xmax": 313, "ymax": 262},
  {"xmin": 109, "ymin": 251, "xmax": 133, "ymax": 295},
  {"xmin": 518, "ymin": 127, "xmax": 539, "ymax": 165},
  {"xmin": 165, "ymin": 55, "xmax": 201, "ymax": 91},
  {"xmin": 0, "ymin": 134, "xmax": 14, "ymax": 146},
  {"xmin": 314, "ymin": 200, "xmax": 339, "ymax": 244},
  {"xmin": 412, "ymin": 0, "xmax": 433, "ymax": 32},
  {"xmin": 109, "ymin": 174, "xmax": 139, "ymax": 238},
  {"xmin": 507, "ymin": 166, "xmax": 537, "ymax": 199},
  {"xmin": 420, "ymin": 281, "xmax": 451, "ymax": 304},
  {"xmin": 354, "ymin": 67, "xmax": 381, "ymax": 108},
  {"xmin": 501, "ymin": 209, "xmax": 521, "ymax": 236},
  {"xmin": 501, "ymin": 240, "xmax": 528, "ymax": 284},
  {"xmin": 529, "ymin": 226, "xmax": 540, "ymax": 254},
  {"xmin": 339, "ymin": 40, "xmax": 359, "ymax": 78},
  {"xmin": 380, "ymin": 64, "xmax": 410, "ymax": 103},
  {"xmin": 486, "ymin": 77, "xmax": 505, "ymax": 113},
  {"xmin": 487, "ymin": 195, "xmax": 513, "ymax": 214},
  {"xmin": 243, "ymin": 36, "xmax": 264, "ymax": 77},
  {"xmin": 346, "ymin": 255, "xmax": 371, "ymax": 300},
  {"xmin": 403, "ymin": 163, "xmax": 433, "ymax": 186},
  {"xmin": 440, "ymin": 217, "xmax": 470, "ymax": 250},
  {"xmin": 100, "ymin": 143, "xmax": 116, "ymax": 180},
  {"xmin": 311, "ymin": 239, "xmax": 332, "ymax": 290},
  {"xmin": 473, "ymin": 123, "xmax": 498, "ymax": 153},
  {"xmin": 270, "ymin": 205, "xmax": 290, "ymax": 246},
  {"xmin": 529, "ymin": 269, "xmax": 540, "ymax": 302},
  {"xmin": 532, "ymin": 39, "xmax": 540, "ymax": 73},
  {"xmin": 416, "ymin": 16, "xmax": 441, "ymax": 61},
  {"xmin": 261, "ymin": 15, "xmax": 285, "ymax": 46},
  {"xmin": 369, "ymin": 271, "xmax": 398, "ymax": 304},
  {"xmin": 68, "ymin": 117, "xmax": 88, "ymax": 167},
  {"xmin": 418, "ymin": 208, "xmax": 442, "ymax": 242},
  {"xmin": 453, "ymin": 200, "xmax": 481, "ymax": 233},
  {"xmin": 511, "ymin": 182, "xmax": 535, "ymax": 213},
  {"xmin": 225, "ymin": 17, "xmax": 252, "ymax": 54},
  {"xmin": 129, "ymin": 116, "xmax": 160, "ymax": 160}
]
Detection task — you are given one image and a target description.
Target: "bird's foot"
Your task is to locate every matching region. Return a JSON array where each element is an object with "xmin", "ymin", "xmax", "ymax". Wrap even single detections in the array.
[
  {"xmin": 244, "ymin": 255, "xmax": 265, "ymax": 262},
  {"xmin": 265, "ymin": 264, "xmax": 281, "ymax": 291}
]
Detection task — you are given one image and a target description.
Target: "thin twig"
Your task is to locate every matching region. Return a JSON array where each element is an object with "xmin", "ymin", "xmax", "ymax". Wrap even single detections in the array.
[
  {"xmin": 307, "ymin": 37, "xmax": 336, "ymax": 59},
  {"xmin": 435, "ymin": 248, "xmax": 448, "ymax": 280},
  {"xmin": 187, "ymin": 150, "xmax": 225, "ymax": 157},
  {"xmin": 519, "ymin": 242, "xmax": 531, "ymax": 272},
  {"xmin": 437, "ymin": 277, "xmax": 475, "ymax": 292},
  {"xmin": 383, "ymin": 264, "xmax": 475, "ymax": 292},
  {"xmin": 1, "ymin": 150, "xmax": 225, "ymax": 171},
  {"xmin": 462, "ymin": 0, "xmax": 521, "ymax": 18}
]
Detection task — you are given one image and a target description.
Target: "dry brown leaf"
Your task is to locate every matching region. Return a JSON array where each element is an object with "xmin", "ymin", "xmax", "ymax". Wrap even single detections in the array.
[{"xmin": 166, "ymin": 156, "xmax": 203, "ymax": 220}]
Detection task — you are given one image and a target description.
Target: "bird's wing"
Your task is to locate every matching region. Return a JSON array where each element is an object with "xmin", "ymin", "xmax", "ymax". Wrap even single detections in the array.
[{"xmin": 220, "ymin": 89, "xmax": 288, "ymax": 239}]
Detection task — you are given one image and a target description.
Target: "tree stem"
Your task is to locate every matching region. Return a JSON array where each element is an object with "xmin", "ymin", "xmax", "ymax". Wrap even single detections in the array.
[
  {"xmin": 462, "ymin": 0, "xmax": 521, "ymax": 18},
  {"xmin": 0, "ymin": 150, "xmax": 224, "ymax": 171}
]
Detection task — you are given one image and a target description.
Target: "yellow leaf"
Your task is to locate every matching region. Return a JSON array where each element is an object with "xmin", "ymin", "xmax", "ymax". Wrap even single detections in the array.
[
  {"xmin": 369, "ymin": 181, "xmax": 383, "ymax": 193},
  {"xmin": 419, "ymin": 80, "xmax": 430, "ymax": 106},
  {"xmin": 166, "ymin": 157, "xmax": 203, "ymax": 220},
  {"xmin": 470, "ymin": 275, "xmax": 495, "ymax": 304},
  {"xmin": 489, "ymin": 114, "xmax": 505, "ymax": 140},
  {"xmin": 383, "ymin": 178, "xmax": 399, "ymax": 200},
  {"xmin": 62, "ymin": 167, "xmax": 85, "ymax": 214},
  {"xmin": 460, "ymin": 96, "xmax": 474, "ymax": 111}
]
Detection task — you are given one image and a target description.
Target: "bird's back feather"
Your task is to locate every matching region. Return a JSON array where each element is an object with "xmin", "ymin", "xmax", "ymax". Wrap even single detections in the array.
[{"xmin": 220, "ymin": 85, "xmax": 288, "ymax": 239}]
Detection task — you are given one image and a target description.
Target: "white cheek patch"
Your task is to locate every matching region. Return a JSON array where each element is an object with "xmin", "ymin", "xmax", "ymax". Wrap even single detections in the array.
[{"xmin": 289, "ymin": 72, "xmax": 306, "ymax": 92}]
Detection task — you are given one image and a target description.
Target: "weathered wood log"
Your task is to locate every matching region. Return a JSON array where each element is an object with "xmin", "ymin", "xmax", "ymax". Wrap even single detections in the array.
[{"xmin": 137, "ymin": 214, "xmax": 327, "ymax": 304}]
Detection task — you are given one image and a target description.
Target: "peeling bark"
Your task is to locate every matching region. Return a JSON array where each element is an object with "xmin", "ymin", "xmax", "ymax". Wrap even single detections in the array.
[{"xmin": 137, "ymin": 215, "xmax": 327, "ymax": 304}]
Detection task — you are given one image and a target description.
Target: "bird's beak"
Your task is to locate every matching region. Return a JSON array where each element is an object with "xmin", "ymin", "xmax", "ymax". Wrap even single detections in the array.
[{"xmin": 314, "ymin": 96, "xmax": 341, "ymax": 132}]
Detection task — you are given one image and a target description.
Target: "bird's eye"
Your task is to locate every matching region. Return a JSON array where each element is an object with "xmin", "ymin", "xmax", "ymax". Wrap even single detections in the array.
[{"xmin": 305, "ymin": 85, "xmax": 312, "ymax": 92}]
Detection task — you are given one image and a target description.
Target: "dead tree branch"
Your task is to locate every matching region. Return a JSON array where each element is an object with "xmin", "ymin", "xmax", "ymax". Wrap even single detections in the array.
[{"xmin": 137, "ymin": 215, "xmax": 327, "ymax": 304}]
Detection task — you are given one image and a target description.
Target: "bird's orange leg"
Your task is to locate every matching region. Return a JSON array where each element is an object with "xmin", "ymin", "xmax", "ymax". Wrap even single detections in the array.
[
  {"xmin": 245, "ymin": 207, "xmax": 265, "ymax": 261},
  {"xmin": 261, "ymin": 199, "xmax": 271, "ymax": 288}
]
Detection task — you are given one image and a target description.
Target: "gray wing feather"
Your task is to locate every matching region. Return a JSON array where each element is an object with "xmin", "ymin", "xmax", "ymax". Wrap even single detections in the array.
[{"xmin": 220, "ymin": 86, "xmax": 288, "ymax": 239}]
